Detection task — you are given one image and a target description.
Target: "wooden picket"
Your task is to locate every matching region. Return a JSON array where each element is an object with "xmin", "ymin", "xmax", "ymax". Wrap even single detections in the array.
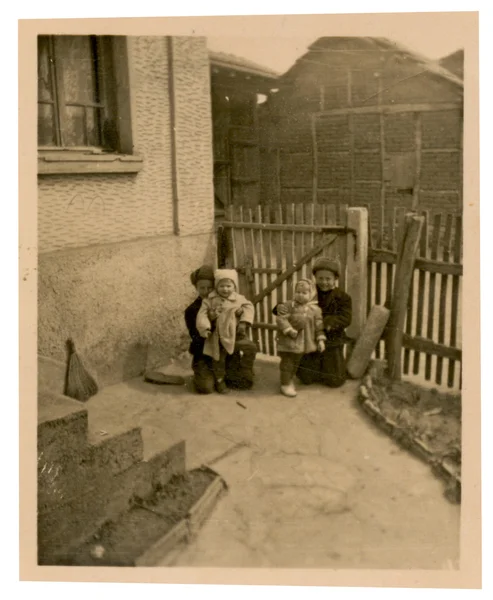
[{"xmin": 367, "ymin": 206, "xmax": 463, "ymax": 390}]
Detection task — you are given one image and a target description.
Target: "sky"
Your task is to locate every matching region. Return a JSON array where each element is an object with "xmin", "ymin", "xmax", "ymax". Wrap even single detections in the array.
[{"xmin": 206, "ymin": 14, "xmax": 466, "ymax": 75}]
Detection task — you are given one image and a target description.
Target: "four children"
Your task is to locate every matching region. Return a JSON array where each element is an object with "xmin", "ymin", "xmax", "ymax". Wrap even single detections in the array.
[{"xmin": 185, "ymin": 259, "xmax": 352, "ymax": 396}]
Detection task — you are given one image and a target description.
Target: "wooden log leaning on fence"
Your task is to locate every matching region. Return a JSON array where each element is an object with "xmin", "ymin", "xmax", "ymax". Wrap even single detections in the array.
[
  {"xmin": 386, "ymin": 214, "xmax": 425, "ymax": 380},
  {"xmin": 347, "ymin": 305, "xmax": 390, "ymax": 379}
]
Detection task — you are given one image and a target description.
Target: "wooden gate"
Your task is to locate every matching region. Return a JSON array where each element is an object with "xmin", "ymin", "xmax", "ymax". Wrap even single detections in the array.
[{"xmin": 217, "ymin": 203, "xmax": 368, "ymax": 357}]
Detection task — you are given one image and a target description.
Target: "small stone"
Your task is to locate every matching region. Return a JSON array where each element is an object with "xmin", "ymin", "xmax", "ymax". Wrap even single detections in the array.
[{"xmin": 424, "ymin": 407, "xmax": 442, "ymax": 417}]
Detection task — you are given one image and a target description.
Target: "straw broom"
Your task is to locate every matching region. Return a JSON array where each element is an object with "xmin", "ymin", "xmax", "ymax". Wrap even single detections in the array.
[{"xmin": 65, "ymin": 338, "xmax": 98, "ymax": 402}]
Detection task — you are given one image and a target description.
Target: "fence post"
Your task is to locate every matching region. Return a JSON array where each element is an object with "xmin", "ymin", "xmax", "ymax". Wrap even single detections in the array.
[
  {"xmin": 386, "ymin": 213, "xmax": 424, "ymax": 380},
  {"xmin": 345, "ymin": 207, "xmax": 368, "ymax": 343}
]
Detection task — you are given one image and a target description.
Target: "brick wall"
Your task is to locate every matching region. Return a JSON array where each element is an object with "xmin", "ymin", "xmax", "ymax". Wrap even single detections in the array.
[{"xmin": 259, "ymin": 46, "xmax": 463, "ymax": 216}]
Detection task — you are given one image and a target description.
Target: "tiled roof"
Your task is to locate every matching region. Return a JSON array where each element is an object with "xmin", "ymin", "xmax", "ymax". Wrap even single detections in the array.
[{"xmin": 209, "ymin": 50, "xmax": 280, "ymax": 80}]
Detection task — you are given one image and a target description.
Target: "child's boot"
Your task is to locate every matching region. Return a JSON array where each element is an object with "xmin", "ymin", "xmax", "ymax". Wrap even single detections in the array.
[
  {"xmin": 280, "ymin": 382, "xmax": 297, "ymax": 397},
  {"xmin": 215, "ymin": 379, "xmax": 230, "ymax": 394}
]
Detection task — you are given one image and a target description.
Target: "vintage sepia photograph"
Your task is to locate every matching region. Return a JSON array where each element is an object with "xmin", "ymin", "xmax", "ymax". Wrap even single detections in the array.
[{"xmin": 19, "ymin": 10, "xmax": 481, "ymax": 588}]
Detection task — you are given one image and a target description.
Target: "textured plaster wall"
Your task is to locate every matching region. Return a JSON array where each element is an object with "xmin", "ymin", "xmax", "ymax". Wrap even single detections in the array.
[
  {"xmin": 171, "ymin": 37, "xmax": 215, "ymax": 235},
  {"xmin": 38, "ymin": 37, "xmax": 175, "ymax": 252},
  {"xmin": 37, "ymin": 37, "xmax": 215, "ymax": 384},
  {"xmin": 38, "ymin": 234, "xmax": 215, "ymax": 386}
]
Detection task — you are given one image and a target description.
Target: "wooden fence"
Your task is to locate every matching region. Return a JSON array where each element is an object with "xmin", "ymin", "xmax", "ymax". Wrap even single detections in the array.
[
  {"xmin": 218, "ymin": 203, "xmax": 362, "ymax": 358},
  {"xmin": 367, "ymin": 206, "xmax": 462, "ymax": 390},
  {"xmin": 218, "ymin": 202, "xmax": 462, "ymax": 391}
]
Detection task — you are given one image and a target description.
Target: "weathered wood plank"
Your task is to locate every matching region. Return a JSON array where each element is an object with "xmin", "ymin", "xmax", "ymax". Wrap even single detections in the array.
[
  {"xmin": 413, "ymin": 210, "xmax": 430, "ymax": 375},
  {"xmin": 220, "ymin": 222, "xmax": 354, "ymax": 233},
  {"xmin": 251, "ymin": 207, "xmax": 266, "ymax": 353},
  {"xmin": 436, "ymin": 213, "xmax": 454, "ymax": 385},
  {"xmin": 252, "ymin": 234, "xmax": 339, "ymax": 305},
  {"xmin": 448, "ymin": 215, "xmax": 462, "ymax": 387},
  {"xmin": 402, "ymin": 334, "xmax": 461, "ymax": 362},
  {"xmin": 425, "ymin": 213, "xmax": 442, "ymax": 380},
  {"xmin": 313, "ymin": 102, "xmax": 462, "ymax": 117},
  {"xmin": 387, "ymin": 214, "xmax": 424, "ymax": 380}
]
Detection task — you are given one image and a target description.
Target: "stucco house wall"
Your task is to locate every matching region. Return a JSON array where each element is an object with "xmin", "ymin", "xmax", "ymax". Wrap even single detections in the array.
[{"xmin": 37, "ymin": 36, "xmax": 215, "ymax": 386}]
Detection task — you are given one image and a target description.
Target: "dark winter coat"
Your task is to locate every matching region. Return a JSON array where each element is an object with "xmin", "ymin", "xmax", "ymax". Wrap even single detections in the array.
[
  {"xmin": 184, "ymin": 296, "xmax": 207, "ymax": 357},
  {"xmin": 316, "ymin": 287, "xmax": 352, "ymax": 347}
]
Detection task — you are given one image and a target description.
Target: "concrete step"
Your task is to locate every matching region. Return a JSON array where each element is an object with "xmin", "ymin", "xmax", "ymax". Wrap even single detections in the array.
[
  {"xmin": 38, "ymin": 440, "xmax": 186, "ymax": 565},
  {"xmin": 38, "ymin": 354, "xmax": 67, "ymax": 396},
  {"xmin": 38, "ymin": 391, "xmax": 88, "ymax": 464},
  {"xmin": 38, "ymin": 426, "xmax": 145, "ymax": 512}
]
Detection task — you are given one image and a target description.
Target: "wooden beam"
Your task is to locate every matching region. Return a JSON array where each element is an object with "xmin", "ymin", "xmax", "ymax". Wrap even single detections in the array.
[
  {"xmin": 311, "ymin": 114, "xmax": 318, "ymax": 203},
  {"xmin": 220, "ymin": 222, "xmax": 355, "ymax": 234},
  {"xmin": 368, "ymin": 249, "xmax": 463, "ymax": 276},
  {"xmin": 386, "ymin": 214, "xmax": 425, "ymax": 380},
  {"xmin": 276, "ymin": 148, "xmax": 281, "ymax": 203},
  {"xmin": 349, "ymin": 113, "xmax": 355, "ymax": 205},
  {"xmin": 402, "ymin": 334, "xmax": 462, "ymax": 362},
  {"xmin": 314, "ymin": 102, "xmax": 462, "ymax": 117},
  {"xmin": 252, "ymin": 234, "xmax": 339, "ymax": 305},
  {"xmin": 413, "ymin": 112, "xmax": 422, "ymax": 210},
  {"xmin": 378, "ymin": 78, "xmax": 386, "ymax": 233}
]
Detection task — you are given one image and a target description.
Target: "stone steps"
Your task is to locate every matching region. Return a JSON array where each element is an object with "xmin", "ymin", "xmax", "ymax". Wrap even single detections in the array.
[{"xmin": 37, "ymin": 356, "xmax": 187, "ymax": 565}]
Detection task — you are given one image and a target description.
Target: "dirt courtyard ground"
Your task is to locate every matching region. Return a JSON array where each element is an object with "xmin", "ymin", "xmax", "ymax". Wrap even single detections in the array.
[{"xmin": 85, "ymin": 357, "xmax": 460, "ymax": 570}]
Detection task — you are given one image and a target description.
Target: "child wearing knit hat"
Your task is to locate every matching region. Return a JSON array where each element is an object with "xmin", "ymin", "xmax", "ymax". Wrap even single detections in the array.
[
  {"xmin": 274, "ymin": 257, "xmax": 352, "ymax": 389},
  {"xmin": 196, "ymin": 269, "xmax": 257, "ymax": 393},
  {"xmin": 276, "ymin": 279, "xmax": 326, "ymax": 398},
  {"xmin": 184, "ymin": 265, "xmax": 216, "ymax": 394}
]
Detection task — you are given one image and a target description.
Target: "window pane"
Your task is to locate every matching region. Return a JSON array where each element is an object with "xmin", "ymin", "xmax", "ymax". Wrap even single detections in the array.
[
  {"xmin": 56, "ymin": 35, "xmax": 98, "ymax": 105},
  {"xmin": 38, "ymin": 36, "xmax": 54, "ymax": 102},
  {"xmin": 38, "ymin": 104, "xmax": 56, "ymax": 146},
  {"xmin": 64, "ymin": 105, "xmax": 86, "ymax": 146}
]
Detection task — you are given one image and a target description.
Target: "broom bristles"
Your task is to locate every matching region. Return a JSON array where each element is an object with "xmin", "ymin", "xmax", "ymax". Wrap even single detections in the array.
[{"xmin": 65, "ymin": 340, "xmax": 98, "ymax": 402}]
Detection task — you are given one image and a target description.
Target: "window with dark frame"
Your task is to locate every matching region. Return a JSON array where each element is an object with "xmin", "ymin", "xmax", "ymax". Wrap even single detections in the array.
[{"xmin": 38, "ymin": 35, "xmax": 119, "ymax": 151}]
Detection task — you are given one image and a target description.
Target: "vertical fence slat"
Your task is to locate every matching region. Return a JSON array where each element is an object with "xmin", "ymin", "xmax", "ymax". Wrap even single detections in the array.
[
  {"xmin": 338, "ymin": 204, "xmax": 349, "ymax": 293},
  {"xmin": 374, "ymin": 210, "xmax": 383, "ymax": 358},
  {"xmin": 224, "ymin": 204, "xmax": 235, "ymax": 270},
  {"xmin": 413, "ymin": 210, "xmax": 429, "ymax": 375},
  {"xmin": 305, "ymin": 203, "xmax": 315, "ymax": 280},
  {"xmin": 436, "ymin": 214, "xmax": 454, "ymax": 385},
  {"xmin": 252, "ymin": 206, "xmax": 267, "ymax": 354},
  {"xmin": 295, "ymin": 203, "xmax": 305, "ymax": 282},
  {"xmin": 272, "ymin": 204, "xmax": 284, "ymax": 333},
  {"xmin": 325, "ymin": 204, "xmax": 337, "ymax": 265},
  {"xmin": 242, "ymin": 207, "xmax": 260, "ymax": 348},
  {"xmin": 284, "ymin": 204, "xmax": 295, "ymax": 301},
  {"xmin": 233, "ymin": 205, "xmax": 247, "ymax": 299},
  {"xmin": 401, "ymin": 206, "xmax": 416, "ymax": 374},
  {"xmin": 366, "ymin": 204, "xmax": 374, "ymax": 318},
  {"xmin": 262, "ymin": 205, "xmax": 275, "ymax": 356},
  {"xmin": 314, "ymin": 203, "xmax": 325, "ymax": 275},
  {"xmin": 425, "ymin": 213, "xmax": 442, "ymax": 381},
  {"xmin": 448, "ymin": 215, "xmax": 462, "ymax": 388}
]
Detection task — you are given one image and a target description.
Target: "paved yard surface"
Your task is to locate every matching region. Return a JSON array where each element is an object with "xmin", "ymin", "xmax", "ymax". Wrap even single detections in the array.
[{"xmin": 85, "ymin": 357, "xmax": 460, "ymax": 570}]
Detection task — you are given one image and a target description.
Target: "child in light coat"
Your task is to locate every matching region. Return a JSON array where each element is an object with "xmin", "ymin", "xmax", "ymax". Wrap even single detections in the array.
[
  {"xmin": 276, "ymin": 279, "xmax": 326, "ymax": 397},
  {"xmin": 197, "ymin": 269, "xmax": 257, "ymax": 394}
]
